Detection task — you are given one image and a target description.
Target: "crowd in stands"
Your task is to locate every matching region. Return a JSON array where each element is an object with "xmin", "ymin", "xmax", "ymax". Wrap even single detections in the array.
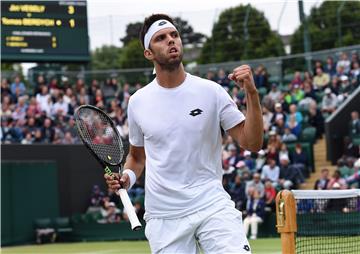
[{"xmin": 2, "ymin": 51, "xmax": 360, "ymax": 239}]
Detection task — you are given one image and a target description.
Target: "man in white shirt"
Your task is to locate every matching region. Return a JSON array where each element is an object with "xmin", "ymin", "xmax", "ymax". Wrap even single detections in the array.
[
  {"xmin": 105, "ymin": 14, "xmax": 263, "ymax": 254},
  {"xmin": 261, "ymin": 158, "xmax": 280, "ymax": 186}
]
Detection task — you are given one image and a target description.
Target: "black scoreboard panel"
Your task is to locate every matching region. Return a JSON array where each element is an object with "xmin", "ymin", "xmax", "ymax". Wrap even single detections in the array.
[{"xmin": 1, "ymin": 1, "xmax": 90, "ymax": 62}]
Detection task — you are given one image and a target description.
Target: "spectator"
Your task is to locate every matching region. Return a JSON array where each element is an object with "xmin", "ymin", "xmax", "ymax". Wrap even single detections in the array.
[
  {"xmin": 235, "ymin": 160, "xmax": 251, "ymax": 178},
  {"xmin": 337, "ymin": 52, "xmax": 351, "ymax": 74},
  {"xmin": 224, "ymin": 143, "xmax": 241, "ymax": 169},
  {"xmin": 313, "ymin": 67, "xmax": 330, "ymax": 90},
  {"xmin": 314, "ymin": 168, "xmax": 330, "ymax": 190},
  {"xmin": 349, "ymin": 111, "xmax": 360, "ymax": 137},
  {"xmin": 261, "ymin": 158, "xmax": 280, "ymax": 186},
  {"xmin": 216, "ymin": 69, "xmax": 231, "ymax": 91},
  {"xmin": 338, "ymin": 158, "xmax": 354, "ymax": 178},
  {"xmin": 102, "ymin": 202, "xmax": 121, "ymax": 223},
  {"xmin": 308, "ymin": 101, "xmax": 324, "ymax": 138},
  {"xmin": 134, "ymin": 199, "xmax": 145, "ymax": 220},
  {"xmin": 268, "ymin": 83, "xmax": 282, "ymax": 103},
  {"xmin": 51, "ymin": 93, "xmax": 69, "ymax": 117},
  {"xmin": 1, "ymin": 78, "xmax": 12, "ymax": 99},
  {"xmin": 278, "ymin": 154, "xmax": 304, "ymax": 190},
  {"xmin": 346, "ymin": 158, "xmax": 360, "ymax": 188},
  {"xmin": 245, "ymin": 173, "xmax": 265, "ymax": 199},
  {"xmin": 324, "ymin": 56, "xmax": 337, "ymax": 77},
  {"xmin": 255, "ymin": 150, "xmax": 267, "ymax": 172},
  {"xmin": 264, "ymin": 180, "xmax": 276, "ymax": 212},
  {"xmin": 262, "ymin": 106, "xmax": 273, "ymax": 132},
  {"xmin": 267, "ymin": 130, "xmax": 282, "ymax": 152},
  {"xmin": 229, "ymin": 175, "xmax": 247, "ymax": 211},
  {"xmin": 271, "ymin": 103, "xmax": 286, "ymax": 126},
  {"xmin": 282, "ymin": 126, "xmax": 298, "ymax": 143},
  {"xmin": 321, "ymin": 88, "xmax": 338, "ymax": 114},
  {"xmin": 41, "ymin": 118, "xmax": 54, "ymax": 143},
  {"xmin": 343, "ymin": 136, "xmax": 359, "ymax": 158},
  {"xmin": 253, "ymin": 65, "xmax": 268, "ymax": 89},
  {"xmin": 87, "ymin": 185, "xmax": 105, "ymax": 213},
  {"xmin": 243, "ymin": 150, "xmax": 255, "ymax": 172},
  {"xmin": 36, "ymin": 86, "xmax": 52, "ymax": 116},
  {"xmin": 243, "ymin": 190, "xmax": 265, "ymax": 240},
  {"xmin": 10, "ymin": 76, "xmax": 26, "ymax": 97},
  {"xmin": 330, "ymin": 76, "xmax": 340, "ymax": 95},
  {"xmin": 291, "ymin": 71, "xmax": 302, "ymax": 88},
  {"xmin": 327, "ymin": 170, "xmax": 347, "ymax": 189}
]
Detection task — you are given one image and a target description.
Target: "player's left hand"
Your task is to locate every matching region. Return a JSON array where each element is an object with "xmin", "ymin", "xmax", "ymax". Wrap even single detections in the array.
[{"xmin": 228, "ymin": 65, "xmax": 257, "ymax": 94}]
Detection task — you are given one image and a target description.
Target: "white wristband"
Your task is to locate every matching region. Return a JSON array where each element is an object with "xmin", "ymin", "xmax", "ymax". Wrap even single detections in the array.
[{"xmin": 122, "ymin": 169, "xmax": 136, "ymax": 190}]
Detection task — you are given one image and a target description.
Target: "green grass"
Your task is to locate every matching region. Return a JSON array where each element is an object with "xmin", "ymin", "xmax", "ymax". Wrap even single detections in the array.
[{"xmin": 1, "ymin": 238, "xmax": 282, "ymax": 254}]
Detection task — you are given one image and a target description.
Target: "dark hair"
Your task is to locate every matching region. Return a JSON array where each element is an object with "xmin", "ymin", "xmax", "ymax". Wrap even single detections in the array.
[{"xmin": 139, "ymin": 14, "xmax": 176, "ymax": 49}]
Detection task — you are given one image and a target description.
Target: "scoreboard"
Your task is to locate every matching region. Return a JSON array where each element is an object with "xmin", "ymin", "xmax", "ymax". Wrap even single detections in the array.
[{"xmin": 1, "ymin": 1, "xmax": 90, "ymax": 62}]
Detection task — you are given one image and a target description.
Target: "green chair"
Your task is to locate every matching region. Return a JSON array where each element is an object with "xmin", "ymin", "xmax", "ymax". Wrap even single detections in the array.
[
  {"xmin": 54, "ymin": 217, "xmax": 73, "ymax": 242},
  {"xmin": 34, "ymin": 218, "xmax": 53, "ymax": 229},
  {"xmin": 300, "ymin": 127, "xmax": 317, "ymax": 144}
]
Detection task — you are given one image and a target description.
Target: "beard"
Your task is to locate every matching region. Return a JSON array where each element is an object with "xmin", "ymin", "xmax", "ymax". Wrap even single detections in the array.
[{"xmin": 154, "ymin": 50, "xmax": 183, "ymax": 72}]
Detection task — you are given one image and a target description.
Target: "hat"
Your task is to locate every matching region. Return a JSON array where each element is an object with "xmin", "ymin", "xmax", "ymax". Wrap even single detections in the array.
[
  {"xmin": 272, "ymin": 83, "xmax": 277, "ymax": 87},
  {"xmin": 244, "ymin": 150, "xmax": 251, "ymax": 157},
  {"xmin": 258, "ymin": 149, "xmax": 265, "ymax": 156},
  {"xmin": 354, "ymin": 158, "xmax": 360, "ymax": 168},
  {"xmin": 269, "ymin": 130, "xmax": 277, "ymax": 136},
  {"xmin": 228, "ymin": 144, "xmax": 237, "ymax": 151},
  {"xmin": 340, "ymin": 75, "xmax": 348, "ymax": 82},
  {"xmin": 108, "ymin": 202, "xmax": 116, "ymax": 207},
  {"xmin": 275, "ymin": 103, "xmax": 282, "ymax": 108},
  {"xmin": 236, "ymin": 161, "xmax": 246, "ymax": 168},
  {"xmin": 279, "ymin": 154, "xmax": 289, "ymax": 161},
  {"xmin": 294, "ymin": 83, "xmax": 300, "ymax": 88},
  {"xmin": 325, "ymin": 88, "xmax": 331, "ymax": 94},
  {"xmin": 332, "ymin": 182, "xmax": 341, "ymax": 189}
]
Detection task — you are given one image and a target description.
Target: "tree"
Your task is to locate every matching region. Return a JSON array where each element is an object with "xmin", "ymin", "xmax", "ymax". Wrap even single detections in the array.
[
  {"xmin": 173, "ymin": 17, "xmax": 206, "ymax": 47},
  {"xmin": 290, "ymin": 1, "xmax": 360, "ymax": 54},
  {"xmin": 119, "ymin": 39, "xmax": 152, "ymax": 69},
  {"xmin": 198, "ymin": 5, "xmax": 284, "ymax": 64},
  {"xmin": 91, "ymin": 45, "xmax": 122, "ymax": 70},
  {"xmin": 120, "ymin": 17, "xmax": 206, "ymax": 48},
  {"xmin": 121, "ymin": 22, "xmax": 143, "ymax": 46}
]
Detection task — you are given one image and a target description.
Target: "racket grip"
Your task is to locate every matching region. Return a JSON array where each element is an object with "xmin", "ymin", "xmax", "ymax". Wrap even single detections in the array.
[{"xmin": 118, "ymin": 188, "xmax": 142, "ymax": 231}]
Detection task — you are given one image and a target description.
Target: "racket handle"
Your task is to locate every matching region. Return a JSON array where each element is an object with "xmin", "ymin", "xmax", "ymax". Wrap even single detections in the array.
[{"xmin": 118, "ymin": 188, "xmax": 142, "ymax": 231}]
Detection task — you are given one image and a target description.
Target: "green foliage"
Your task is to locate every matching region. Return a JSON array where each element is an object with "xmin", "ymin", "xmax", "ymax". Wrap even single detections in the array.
[
  {"xmin": 173, "ymin": 17, "xmax": 206, "ymax": 47},
  {"xmin": 90, "ymin": 45, "xmax": 122, "ymax": 70},
  {"xmin": 121, "ymin": 22, "xmax": 143, "ymax": 46},
  {"xmin": 198, "ymin": 5, "xmax": 284, "ymax": 64},
  {"xmin": 290, "ymin": 1, "xmax": 360, "ymax": 53},
  {"xmin": 119, "ymin": 39, "xmax": 152, "ymax": 69}
]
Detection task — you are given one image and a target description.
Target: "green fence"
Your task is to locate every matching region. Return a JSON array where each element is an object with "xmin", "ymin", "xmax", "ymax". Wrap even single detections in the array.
[{"xmin": 1, "ymin": 161, "xmax": 59, "ymax": 246}]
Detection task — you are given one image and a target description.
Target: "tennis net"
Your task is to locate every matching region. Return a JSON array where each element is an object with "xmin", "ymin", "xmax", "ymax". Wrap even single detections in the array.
[{"xmin": 293, "ymin": 189, "xmax": 360, "ymax": 254}]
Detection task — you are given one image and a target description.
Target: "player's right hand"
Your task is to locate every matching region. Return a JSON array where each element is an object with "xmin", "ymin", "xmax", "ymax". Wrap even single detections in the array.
[{"xmin": 104, "ymin": 173, "xmax": 121, "ymax": 192}]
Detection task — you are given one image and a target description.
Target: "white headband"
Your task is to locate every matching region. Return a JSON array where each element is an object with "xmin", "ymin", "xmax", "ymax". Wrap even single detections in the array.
[{"xmin": 144, "ymin": 19, "xmax": 177, "ymax": 50}]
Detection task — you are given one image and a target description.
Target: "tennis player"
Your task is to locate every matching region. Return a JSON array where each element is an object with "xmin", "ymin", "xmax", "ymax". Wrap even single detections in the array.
[{"xmin": 105, "ymin": 14, "xmax": 263, "ymax": 253}]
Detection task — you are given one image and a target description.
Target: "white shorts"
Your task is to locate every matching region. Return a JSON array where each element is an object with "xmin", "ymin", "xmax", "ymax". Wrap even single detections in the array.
[{"xmin": 145, "ymin": 205, "xmax": 251, "ymax": 254}]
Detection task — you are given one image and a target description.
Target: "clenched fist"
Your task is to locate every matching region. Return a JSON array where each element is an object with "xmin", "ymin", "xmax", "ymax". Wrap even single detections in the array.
[{"xmin": 228, "ymin": 65, "xmax": 257, "ymax": 94}]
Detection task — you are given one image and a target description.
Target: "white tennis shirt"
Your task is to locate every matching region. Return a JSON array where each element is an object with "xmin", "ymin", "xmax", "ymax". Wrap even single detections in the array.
[{"xmin": 127, "ymin": 73, "xmax": 245, "ymax": 220}]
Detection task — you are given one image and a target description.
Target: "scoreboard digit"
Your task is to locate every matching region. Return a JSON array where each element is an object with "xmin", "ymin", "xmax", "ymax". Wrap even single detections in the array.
[{"xmin": 1, "ymin": 1, "xmax": 90, "ymax": 62}]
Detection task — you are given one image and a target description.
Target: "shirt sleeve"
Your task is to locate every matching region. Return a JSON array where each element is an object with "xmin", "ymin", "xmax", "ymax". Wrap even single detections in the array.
[
  {"xmin": 217, "ymin": 85, "xmax": 245, "ymax": 131},
  {"xmin": 127, "ymin": 100, "xmax": 144, "ymax": 147}
]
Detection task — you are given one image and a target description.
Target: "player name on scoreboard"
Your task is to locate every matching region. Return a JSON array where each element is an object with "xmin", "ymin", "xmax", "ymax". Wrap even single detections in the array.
[{"xmin": 1, "ymin": 1, "xmax": 89, "ymax": 62}]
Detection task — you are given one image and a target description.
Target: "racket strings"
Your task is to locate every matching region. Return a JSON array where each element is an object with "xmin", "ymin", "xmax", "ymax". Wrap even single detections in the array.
[{"xmin": 76, "ymin": 107, "xmax": 124, "ymax": 165}]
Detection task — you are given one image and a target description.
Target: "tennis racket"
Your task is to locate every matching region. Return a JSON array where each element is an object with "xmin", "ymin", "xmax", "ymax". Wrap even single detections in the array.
[{"xmin": 74, "ymin": 105, "xmax": 142, "ymax": 231}]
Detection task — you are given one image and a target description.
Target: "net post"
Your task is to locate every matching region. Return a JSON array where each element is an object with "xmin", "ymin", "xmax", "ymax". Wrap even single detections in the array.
[{"xmin": 276, "ymin": 190, "xmax": 297, "ymax": 254}]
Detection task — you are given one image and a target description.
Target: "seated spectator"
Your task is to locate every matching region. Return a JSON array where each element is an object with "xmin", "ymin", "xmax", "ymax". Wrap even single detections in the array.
[
  {"xmin": 243, "ymin": 190, "xmax": 265, "ymax": 240},
  {"xmin": 337, "ymin": 75, "xmax": 354, "ymax": 102},
  {"xmin": 216, "ymin": 69, "xmax": 231, "ymax": 91},
  {"xmin": 224, "ymin": 143, "xmax": 241, "ymax": 169},
  {"xmin": 349, "ymin": 111, "xmax": 360, "ymax": 137},
  {"xmin": 308, "ymin": 101, "xmax": 324, "ymax": 138},
  {"xmin": 245, "ymin": 173, "xmax": 265, "ymax": 199},
  {"xmin": 41, "ymin": 118, "xmax": 55, "ymax": 143},
  {"xmin": 313, "ymin": 67, "xmax": 330, "ymax": 90},
  {"xmin": 271, "ymin": 103, "xmax": 286, "ymax": 126},
  {"xmin": 268, "ymin": 83, "xmax": 282, "ymax": 103},
  {"xmin": 314, "ymin": 168, "xmax": 330, "ymax": 190},
  {"xmin": 87, "ymin": 185, "xmax": 105, "ymax": 213},
  {"xmin": 235, "ymin": 160, "xmax": 251, "ymax": 178},
  {"xmin": 261, "ymin": 158, "xmax": 280, "ymax": 186},
  {"xmin": 291, "ymin": 84, "xmax": 305, "ymax": 103},
  {"xmin": 255, "ymin": 150, "xmax": 266, "ymax": 172},
  {"xmin": 337, "ymin": 158, "xmax": 352, "ymax": 178},
  {"xmin": 253, "ymin": 65, "xmax": 268, "ymax": 89},
  {"xmin": 330, "ymin": 76, "xmax": 340, "ymax": 95},
  {"xmin": 327, "ymin": 170, "xmax": 347, "ymax": 189},
  {"xmin": 324, "ymin": 56, "xmax": 337, "ymax": 77},
  {"xmin": 286, "ymin": 114, "xmax": 301, "ymax": 137},
  {"xmin": 350, "ymin": 61, "xmax": 360, "ymax": 82},
  {"xmin": 267, "ymin": 130, "xmax": 282, "ymax": 152},
  {"xmin": 101, "ymin": 202, "xmax": 121, "ymax": 223},
  {"xmin": 273, "ymin": 117, "xmax": 286, "ymax": 136},
  {"xmin": 321, "ymin": 88, "xmax": 338, "ymax": 114},
  {"xmin": 262, "ymin": 106, "xmax": 273, "ymax": 132},
  {"xmin": 264, "ymin": 180, "xmax": 276, "ymax": 212},
  {"xmin": 337, "ymin": 52, "xmax": 351, "ymax": 74},
  {"xmin": 229, "ymin": 175, "xmax": 247, "ymax": 211},
  {"xmin": 278, "ymin": 154, "xmax": 304, "ymax": 190},
  {"xmin": 299, "ymin": 80, "xmax": 317, "ymax": 105},
  {"xmin": 291, "ymin": 143, "xmax": 309, "ymax": 174},
  {"xmin": 243, "ymin": 150, "xmax": 255, "ymax": 172},
  {"xmin": 134, "ymin": 199, "xmax": 145, "ymax": 220},
  {"xmin": 36, "ymin": 86, "xmax": 52, "ymax": 116},
  {"xmin": 291, "ymin": 71, "xmax": 302, "ymax": 87},
  {"xmin": 10, "ymin": 75, "xmax": 26, "ymax": 98},
  {"xmin": 51, "ymin": 93, "xmax": 69, "ymax": 117},
  {"xmin": 282, "ymin": 126, "xmax": 298, "ymax": 143},
  {"xmin": 346, "ymin": 158, "xmax": 360, "ymax": 188}
]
